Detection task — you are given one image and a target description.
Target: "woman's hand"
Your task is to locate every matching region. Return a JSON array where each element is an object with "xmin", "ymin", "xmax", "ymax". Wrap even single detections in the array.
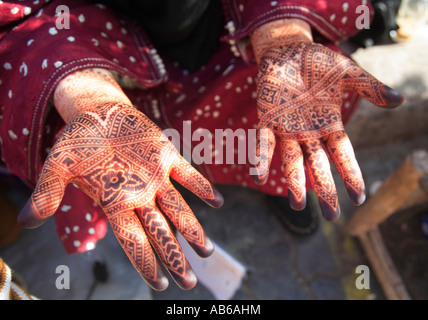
[
  {"xmin": 251, "ymin": 20, "xmax": 403, "ymax": 221},
  {"xmin": 18, "ymin": 69, "xmax": 223, "ymax": 291}
]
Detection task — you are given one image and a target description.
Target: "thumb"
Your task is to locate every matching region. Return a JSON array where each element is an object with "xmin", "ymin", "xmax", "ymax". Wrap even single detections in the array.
[
  {"xmin": 18, "ymin": 164, "xmax": 68, "ymax": 228},
  {"xmin": 340, "ymin": 61, "xmax": 404, "ymax": 108}
]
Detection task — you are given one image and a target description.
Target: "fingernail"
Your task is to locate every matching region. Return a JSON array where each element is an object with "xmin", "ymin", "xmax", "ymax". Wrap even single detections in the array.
[
  {"xmin": 347, "ymin": 186, "xmax": 366, "ymax": 206},
  {"xmin": 204, "ymin": 187, "xmax": 224, "ymax": 208},
  {"xmin": 253, "ymin": 173, "xmax": 268, "ymax": 185},
  {"xmin": 17, "ymin": 198, "xmax": 47, "ymax": 229},
  {"xmin": 191, "ymin": 235, "xmax": 214, "ymax": 258},
  {"xmin": 170, "ymin": 263, "xmax": 197, "ymax": 290},
  {"xmin": 380, "ymin": 85, "xmax": 404, "ymax": 108},
  {"xmin": 289, "ymin": 192, "xmax": 307, "ymax": 211},
  {"xmin": 354, "ymin": 192, "xmax": 366, "ymax": 206},
  {"xmin": 145, "ymin": 269, "xmax": 169, "ymax": 291},
  {"xmin": 319, "ymin": 199, "xmax": 341, "ymax": 222}
]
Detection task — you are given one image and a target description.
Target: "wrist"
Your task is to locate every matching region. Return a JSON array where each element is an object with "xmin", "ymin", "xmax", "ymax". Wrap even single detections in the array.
[
  {"xmin": 250, "ymin": 19, "xmax": 313, "ymax": 64},
  {"xmin": 53, "ymin": 68, "xmax": 132, "ymax": 123}
]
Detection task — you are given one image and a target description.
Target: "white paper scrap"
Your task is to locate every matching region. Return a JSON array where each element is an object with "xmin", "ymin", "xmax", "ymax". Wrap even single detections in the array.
[{"xmin": 176, "ymin": 231, "xmax": 246, "ymax": 300}]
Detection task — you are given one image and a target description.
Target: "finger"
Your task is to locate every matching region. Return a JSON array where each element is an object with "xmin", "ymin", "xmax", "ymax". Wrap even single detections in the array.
[
  {"xmin": 341, "ymin": 61, "xmax": 403, "ymax": 108},
  {"xmin": 252, "ymin": 127, "xmax": 276, "ymax": 185},
  {"xmin": 279, "ymin": 138, "xmax": 307, "ymax": 211},
  {"xmin": 170, "ymin": 156, "xmax": 224, "ymax": 208},
  {"xmin": 157, "ymin": 182, "xmax": 214, "ymax": 258},
  {"xmin": 325, "ymin": 130, "xmax": 366, "ymax": 206},
  {"xmin": 302, "ymin": 139, "xmax": 340, "ymax": 221},
  {"xmin": 108, "ymin": 210, "xmax": 169, "ymax": 291},
  {"xmin": 18, "ymin": 165, "xmax": 68, "ymax": 228},
  {"xmin": 136, "ymin": 203, "xmax": 197, "ymax": 290}
]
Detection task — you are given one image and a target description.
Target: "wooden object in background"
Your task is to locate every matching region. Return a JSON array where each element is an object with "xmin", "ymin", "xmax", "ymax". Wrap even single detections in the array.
[{"xmin": 345, "ymin": 150, "xmax": 428, "ymax": 300}]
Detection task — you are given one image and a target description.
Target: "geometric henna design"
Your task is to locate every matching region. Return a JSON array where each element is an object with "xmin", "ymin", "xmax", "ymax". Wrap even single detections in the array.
[
  {"xmin": 136, "ymin": 205, "xmax": 196, "ymax": 290},
  {"xmin": 170, "ymin": 155, "xmax": 224, "ymax": 208},
  {"xmin": 21, "ymin": 100, "xmax": 222, "ymax": 291},
  {"xmin": 157, "ymin": 184, "xmax": 212, "ymax": 256},
  {"xmin": 325, "ymin": 130, "xmax": 366, "ymax": 207},
  {"xmin": 279, "ymin": 139, "xmax": 306, "ymax": 211},
  {"xmin": 255, "ymin": 41, "xmax": 403, "ymax": 221},
  {"xmin": 301, "ymin": 139, "xmax": 339, "ymax": 221},
  {"xmin": 109, "ymin": 210, "xmax": 168, "ymax": 290}
]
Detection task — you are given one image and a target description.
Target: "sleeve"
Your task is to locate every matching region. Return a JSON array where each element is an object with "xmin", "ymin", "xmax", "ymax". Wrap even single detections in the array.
[
  {"xmin": 220, "ymin": 0, "xmax": 374, "ymax": 43},
  {"xmin": 0, "ymin": 0, "xmax": 166, "ymax": 185}
]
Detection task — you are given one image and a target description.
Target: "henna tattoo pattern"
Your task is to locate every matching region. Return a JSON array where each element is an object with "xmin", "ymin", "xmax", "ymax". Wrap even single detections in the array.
[
  {"xmin": 254, "ymin": 41, "xmax": 403, "ymax": 221},
  {"xmin": 19, "ymin": 102, "xmax": 223, "ymax": 290}
]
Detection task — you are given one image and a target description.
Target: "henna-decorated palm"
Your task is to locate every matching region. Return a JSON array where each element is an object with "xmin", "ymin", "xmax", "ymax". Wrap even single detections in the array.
[
  {"xmin": 18, "ymin": 103, "xmax": 223, "ymax": 290},
  {"xmin": 255, "ymin": 41, "xmax": 403, "ymax": 221}
]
